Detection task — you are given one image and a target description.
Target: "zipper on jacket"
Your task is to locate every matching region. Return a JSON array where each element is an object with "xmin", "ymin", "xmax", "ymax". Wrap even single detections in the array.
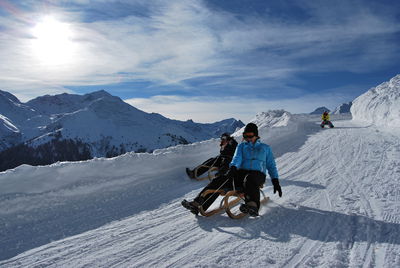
[{"xmin": 250, "ymin": 142, "xmax": 254, "ymax": 169}]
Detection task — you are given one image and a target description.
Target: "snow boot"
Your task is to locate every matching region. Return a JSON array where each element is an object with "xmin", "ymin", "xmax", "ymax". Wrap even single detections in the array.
[
  {"xmin": 239, "ymin": 203, "xmax": 259, "ymax": 217},
  {"xmin": 186, "ymin": 168, "xmax": 195, "ymax": 179},
  {"xmin": 181, "ymin": 199, "xmax": 200, "ymax": 215}
]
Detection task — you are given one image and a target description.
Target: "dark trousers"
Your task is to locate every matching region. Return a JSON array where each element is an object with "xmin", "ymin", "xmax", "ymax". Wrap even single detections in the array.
[
  {"xmin": 194, "ymin": 157, "xmax": 222, "ymax": 176},
  {"xmin": 321, "ymin": 120, "xmax": 334, "ymax": 128},
  {"xmin": 194, "ymin": 169, "xmax": 266, "ymax": 211},
  {"xmin": 195, "ymin": 156, "xmax": 231, "ymax": 176}
]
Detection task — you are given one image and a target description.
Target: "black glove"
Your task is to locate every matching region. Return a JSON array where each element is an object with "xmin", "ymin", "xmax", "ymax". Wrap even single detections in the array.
[
  {"xmin": 225, "ymin": 166, "xmax": 238, "ymax": 179},
  {"xmin": 272, "ymin": 178, "xmax": 282, "ymax": 197}
]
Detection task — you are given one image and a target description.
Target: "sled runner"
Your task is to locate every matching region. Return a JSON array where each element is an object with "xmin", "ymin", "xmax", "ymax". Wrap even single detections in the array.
[
  {"xmin": 198, "ymin": 187, "xmax": 269, "ymax": 219},
  {"xmin": 193, "ymin": 165, "xmax": 219, "ymax": 181}
]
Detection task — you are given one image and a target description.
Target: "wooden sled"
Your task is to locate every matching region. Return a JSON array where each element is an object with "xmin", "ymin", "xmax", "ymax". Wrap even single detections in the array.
[
  {"xmin": 193, "ymin": 165, "xmax": 219, "ymax": 181},
  {"xmin": 198, "ymin": 188, "xmax": 269, "ymax": 219}
]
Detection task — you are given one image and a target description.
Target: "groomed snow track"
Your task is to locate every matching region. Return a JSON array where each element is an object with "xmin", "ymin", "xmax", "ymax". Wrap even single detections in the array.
[{"xmin": 1, "ymin": 119, "xmax": 400, "ymax": 267}]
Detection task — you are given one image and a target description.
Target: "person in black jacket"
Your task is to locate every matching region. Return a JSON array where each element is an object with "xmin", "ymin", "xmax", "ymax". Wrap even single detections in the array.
[{"xmin": 185, "ymin": 133, "xmax": 238, "ymax": 179}]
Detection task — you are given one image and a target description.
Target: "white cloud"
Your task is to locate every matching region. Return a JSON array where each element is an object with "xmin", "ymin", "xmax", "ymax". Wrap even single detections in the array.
[
  {"xmin": 0, "ymin": 0, "xmax": 399, "ymax": 99},
  {"xmin": 0, "ymin": 76, "xmax": 74, "ymax": 102},
  {"xmin": 125, "ymin": 91, "xmax": 355, "ymax": 123}
]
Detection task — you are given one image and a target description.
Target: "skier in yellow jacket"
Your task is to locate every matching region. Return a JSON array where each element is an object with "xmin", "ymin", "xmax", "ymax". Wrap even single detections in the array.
[{"xmin": 321, "ymin": 111, "xmax": 334, "ymax": 128}]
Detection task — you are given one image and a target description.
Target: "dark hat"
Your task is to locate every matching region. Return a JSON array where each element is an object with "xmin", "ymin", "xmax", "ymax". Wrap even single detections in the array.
[
  {"xmin": 244, "ymin": 123, "xmax": 258, "ymax": 136},
  {"xmin": 220, "ymin": 132, "xmax": 230, "ymax": 139}
]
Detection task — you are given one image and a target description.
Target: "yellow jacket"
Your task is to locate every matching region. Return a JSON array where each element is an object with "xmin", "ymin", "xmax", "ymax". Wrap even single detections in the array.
[{"xmin": 322, "ymin": 113, "xmax": 330, "ymax": 121}]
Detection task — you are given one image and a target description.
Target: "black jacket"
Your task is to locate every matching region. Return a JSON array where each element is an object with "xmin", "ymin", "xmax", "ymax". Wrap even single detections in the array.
[
  {"xmin": 220, "ymin": 138, "xmax": 238, "ymax": 158},
  {"xmin": 218, "ymin": 138, "xmax": 238, "ymax": 173}
]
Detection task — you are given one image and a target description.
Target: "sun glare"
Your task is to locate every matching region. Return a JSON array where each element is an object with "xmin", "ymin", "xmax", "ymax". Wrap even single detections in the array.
[{"xmin": 32, "ymin": 16, "xmax": 76, "ymax": 66}]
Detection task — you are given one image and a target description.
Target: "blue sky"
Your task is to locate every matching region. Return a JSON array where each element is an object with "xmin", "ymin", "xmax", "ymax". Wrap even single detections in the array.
[{"xmin": 0, "ymin": 0, "xmax": 399, "ymax": 122}]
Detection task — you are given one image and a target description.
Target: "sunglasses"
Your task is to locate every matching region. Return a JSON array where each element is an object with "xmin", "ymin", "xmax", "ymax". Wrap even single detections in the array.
[{"xmin": 243, "ymin": 134, "xmax": 255, "ymax": 139}]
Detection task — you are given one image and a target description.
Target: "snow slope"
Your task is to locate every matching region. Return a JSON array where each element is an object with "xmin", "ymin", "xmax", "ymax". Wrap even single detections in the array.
[
  {"xmin": 1, "ymin": 113, "xmax": 399, "ymax": 267},
  {"xmin": 0, "ymin": 115, "xmax": 21, "ymax": 150},
  {"xmin": 351, "ymin": 74, "xmax": 400, "ymax": 127},
  {"xmin": 0, "ymin": 90, "xmax": 36, "ymax": 126}
]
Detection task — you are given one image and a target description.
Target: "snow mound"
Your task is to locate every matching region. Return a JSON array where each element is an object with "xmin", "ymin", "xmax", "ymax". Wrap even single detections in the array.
[
  {"xmin": 235, "ymin": 110, "xmax": 291, "ymax": 134},
  {"xmin": 333, "ymin": 102, "xmax": 352, "ymax": 114},
  {"xmin": 234, "ymin": 110, "xmax": 317, "ymax": 157},
  {"xmin": 351, "ymin": 75, "xmax": 400, "ymax": 127}
]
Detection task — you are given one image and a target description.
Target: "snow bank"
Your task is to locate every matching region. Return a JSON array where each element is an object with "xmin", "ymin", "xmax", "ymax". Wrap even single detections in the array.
[
  {"xmin": 351, "ymin": 75, "xmax": 400, "ymax": 127},
  {"xmin": 234, "ymin": 110, "xmax": 318, "ymax": 157},
  {"xmin": 0, "ymin": 138, "xmax": 220, "ymax": 260},
  {"xmin": 0, "ymin": 139, "xmax": 218, "ymax": 195}
]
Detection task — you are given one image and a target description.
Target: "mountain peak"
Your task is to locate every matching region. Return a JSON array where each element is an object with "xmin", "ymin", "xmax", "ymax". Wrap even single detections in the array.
[
  {"xmin": 84, "ymin": 90, "xmax": 112, "ymax": 99},
  {"xmin": 310, "ymin": 107, "xmax": 330, "ymax": 115},
  {"xmin": 0, "ymin": 90, "xmax": 20, "ymax": 104}
]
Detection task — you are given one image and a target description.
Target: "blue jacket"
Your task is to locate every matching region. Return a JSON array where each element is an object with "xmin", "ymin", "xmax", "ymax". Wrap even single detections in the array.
[{"xmin": 230, "ymin": 139, "xmax": 279, "ymax": 179}]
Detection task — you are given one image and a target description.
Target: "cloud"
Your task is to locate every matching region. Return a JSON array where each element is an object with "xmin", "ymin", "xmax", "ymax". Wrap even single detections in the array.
[
  {"xmin": 0, "ymin": 0, "xmax": 399, "ymax": 100},
  {"xmin": 0, "ymin": 76, "xmax": 74, "ymax": 102},
  {"xmin": 125, "ymin": 89, "xmax": 358, "ymax": 123}
]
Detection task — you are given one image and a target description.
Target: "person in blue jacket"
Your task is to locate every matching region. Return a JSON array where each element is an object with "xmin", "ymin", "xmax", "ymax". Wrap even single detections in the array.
[{"xmin": 182, "ymin": 123, "xmax": 282, "ymax": 217}]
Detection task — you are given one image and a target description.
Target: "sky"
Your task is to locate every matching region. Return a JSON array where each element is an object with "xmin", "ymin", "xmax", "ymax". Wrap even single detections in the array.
[{"xmin": 0, "ymin": 0, "xmax": 399, "ymax": 123}]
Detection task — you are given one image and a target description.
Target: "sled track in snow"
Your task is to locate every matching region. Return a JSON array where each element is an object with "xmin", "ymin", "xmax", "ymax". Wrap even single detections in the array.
[
  {"xmin": 327, "ymin": 125, "xmax": 400, "ymax": 267},
  {"xmin": 1, "ymin": 120, "xmax": 400, "ymax": 267},
  {"xmin": 281, "ymin": 133, "xmax": 337, "ymax": 268},
  {"xmin": 329, "ymin": 127, "xmax": 376, "ymax": 267}
]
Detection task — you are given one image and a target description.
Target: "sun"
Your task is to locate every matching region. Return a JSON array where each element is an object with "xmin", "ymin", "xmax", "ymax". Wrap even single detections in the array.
[{"xmin": 32, "ymin": 16, "xmax": 76, "ymax": 66}]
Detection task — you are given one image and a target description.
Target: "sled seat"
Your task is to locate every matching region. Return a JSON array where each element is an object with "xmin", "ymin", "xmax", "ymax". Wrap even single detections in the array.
[{"xmin": 198, "ymin": 185, "xmax": 269, "ymax": 219}]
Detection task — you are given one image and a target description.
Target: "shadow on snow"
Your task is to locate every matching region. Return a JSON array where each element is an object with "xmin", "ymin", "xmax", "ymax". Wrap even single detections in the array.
[{"xmin": 197, "ymin": 204, "xmax": 400, "ymax": 246}]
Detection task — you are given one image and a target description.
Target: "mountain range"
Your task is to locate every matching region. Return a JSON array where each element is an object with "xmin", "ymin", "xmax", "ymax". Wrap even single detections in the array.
[{"xmin": 0, "ymin": 90, "xmax": 244, "ymax": 171}]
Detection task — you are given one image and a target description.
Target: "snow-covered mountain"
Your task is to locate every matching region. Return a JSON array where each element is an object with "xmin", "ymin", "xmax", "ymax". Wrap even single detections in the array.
[
  {"xmin": 351, "ymin": 74, "xmax": 400, "ymax": 127},
  {"xmin": 310, "ymin": 106, "xmax": 330, "ymax": 115},
  {"xmin": 333, "ymin": 102, "xmax": 352, "ymax": 114},
  {"xmin": 0, "ymin": 90, "xmax": 243, "ymax": 171},
  {"xmin": 29, "ymin": 93, "xmax": 244, "ymax": 155},
  {"xmin": 0, "ymin": 90, "xmax": 37, "ymax": 125}
]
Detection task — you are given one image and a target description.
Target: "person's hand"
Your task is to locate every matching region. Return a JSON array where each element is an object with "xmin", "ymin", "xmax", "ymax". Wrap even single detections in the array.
[
  {"xmin": 272, "ymin": 178, "xmax": 282, "ymax": 197},
  {"xmin": 225, "ymin": 166, "xmax": 238, "ymax": 179}
]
